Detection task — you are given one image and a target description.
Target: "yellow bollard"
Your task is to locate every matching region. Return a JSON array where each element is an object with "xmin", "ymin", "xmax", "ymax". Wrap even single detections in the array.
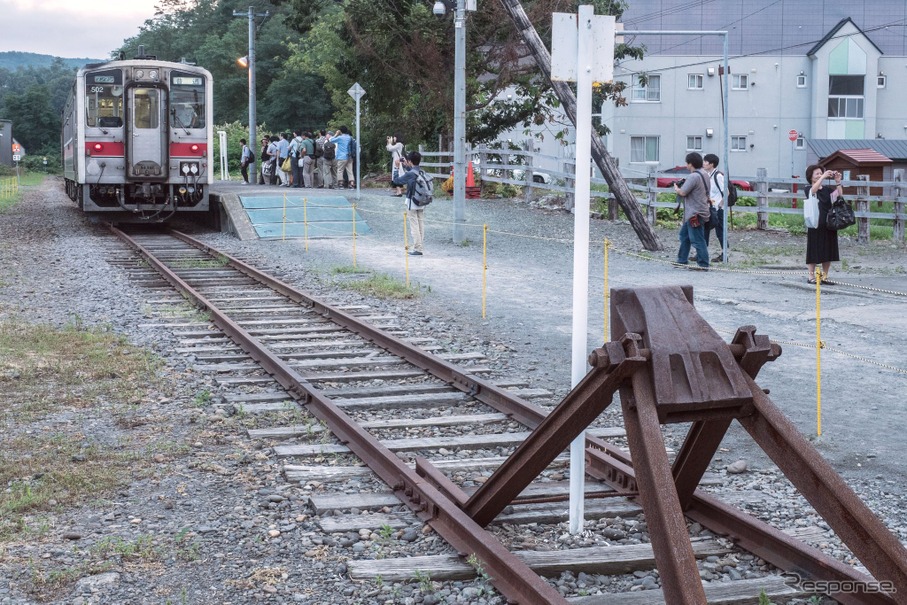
[
  {"xmin": 282, "ymin": 193, "xmax": 287, "ymax": 241},
  {"xmin": 403, "ymin": 211, "xmax": 410, "ymax": 287},
  {"xmin": 303, "ymin": 198, "xmax": 309, "ymax": 252},
  {"xmin": 352, "ymin": 203, "xmax": 357, "ymax": 268},
  {"xmin": 815, "ymin": 267, "xmax": 823, "ymax": 436},
  {"xmin": 482, "ymin": 224, "xmax": 488, "ymax": 319},
  {"xmin": 604, "ymin": 238, "xmax": 611, "ymax": 343}
]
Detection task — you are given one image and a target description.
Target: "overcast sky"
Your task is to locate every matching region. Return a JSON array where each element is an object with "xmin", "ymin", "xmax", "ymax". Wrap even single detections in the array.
[{"xmin": 0, "ymin": 0, "xmax": 159, "ymax": 59}]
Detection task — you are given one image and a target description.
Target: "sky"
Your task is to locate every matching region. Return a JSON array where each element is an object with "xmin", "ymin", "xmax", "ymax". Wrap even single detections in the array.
[{"xmin": 0, "ymin": 0, "xmax": 160, "ymax": 59}]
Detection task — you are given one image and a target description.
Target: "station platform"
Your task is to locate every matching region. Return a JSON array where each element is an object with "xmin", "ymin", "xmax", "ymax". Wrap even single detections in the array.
[{"xmin": 209, "ymin": 180, "xmax": 370, "ymax": 241}]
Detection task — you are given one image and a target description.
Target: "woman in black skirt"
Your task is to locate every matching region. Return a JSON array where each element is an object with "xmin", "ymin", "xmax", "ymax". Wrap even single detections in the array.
[{"xmin": 805, "ymin": 164, "xmax": 843, "ymax": 283}]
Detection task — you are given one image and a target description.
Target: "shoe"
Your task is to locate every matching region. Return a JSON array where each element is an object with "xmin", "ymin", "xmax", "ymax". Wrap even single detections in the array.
[
  {"xmin": 240, "ymin": 181, "xmax": 247, "ymax": 185},
  {"xmin": 692, "ymin": 266, "xmax": 709, "ymax": 272},
  {"xmin": 807, "ymin": 278, "xmax": 816, "ymax": 284},
  {"xmin": 392, "ymin": 193, "xmax": 403, "ymax": 197},
  {"xmin": 408, "ymin": 251, "xmax": 423, "ymax": 256},
  {"xmin": 711, "ymin": 255, "xmax": 724, "ymax": 263},
  {"xmin": 671, "ymin": 261, "xmax": 688, "ymax": 268}
]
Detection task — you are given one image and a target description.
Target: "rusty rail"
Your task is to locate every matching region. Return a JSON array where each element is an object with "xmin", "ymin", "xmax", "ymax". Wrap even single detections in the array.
[{"xmin": 114, "ymin": 227, "xmax": 905, "ymax": 604}]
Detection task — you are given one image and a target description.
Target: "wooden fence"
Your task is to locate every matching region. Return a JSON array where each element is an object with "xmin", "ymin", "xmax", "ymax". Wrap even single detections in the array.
[{"xmin": 418, "ymin": 147, "xmax": 906, "ymax": 243}]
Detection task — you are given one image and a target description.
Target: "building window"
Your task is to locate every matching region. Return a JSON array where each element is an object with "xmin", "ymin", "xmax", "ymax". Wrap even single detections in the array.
[
  {"xmin": 795, "ymin": 136, "xmax": 805, "ymax": 150},
  {"xmin": 631, "ymin": 75, "xmax": 661, "ymax": 102},
  {"xmin": 828, "ymin": 75, "xmax": 864, "ymax": 119},
  {"xmin": 686, "ymin": 136, "xmax": 703, "ymax": 151},
  {"xmin": 732, "ymin": 74, "xmax": 748, "ymax": 89},
  {"xmin": 731, "ymin": 135, "xmax": 747, "ymax": 151},
  {"xmin": 877, "ymin": 75, "xmax": 887, "ymax": 88},
  {"xmin": 796, "ymin": 74, "xmax": 807, "ymax": 87},
  {"xmin": 630, "ymin": 136, "xmax": 659, "ymax": 162},
  {"xmin": 687, "ymin": 74, "xmax": 704, "ymax": 90}
]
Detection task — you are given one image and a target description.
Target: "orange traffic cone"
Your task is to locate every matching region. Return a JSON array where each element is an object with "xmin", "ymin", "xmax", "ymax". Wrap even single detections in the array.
[{"xmin": 466, "ymin": 160, "xmax": 475, "ymax": 188}]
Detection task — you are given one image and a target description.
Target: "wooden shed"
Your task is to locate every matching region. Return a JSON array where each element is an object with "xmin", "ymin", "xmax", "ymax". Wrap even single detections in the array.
[{"xmin": 820, "ymin": 148, "xmax": 892, "ymax": 197}]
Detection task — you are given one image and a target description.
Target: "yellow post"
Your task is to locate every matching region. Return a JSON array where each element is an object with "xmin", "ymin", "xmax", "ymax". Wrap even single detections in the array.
[
  {"xmin": 815, "ymin": 267, "xmax": 823, "ymax": 436},
  {"xmin": 303, "ymin": 197, "xmax": 309, "ymax": 252},
  {"xmin": 403, "ymin": 211, "xmax": 410, "ymax": 287},
  {"xmin": 604, "ymin": 238, "xmax": 610, "ymax": 343},
  {"xmin": 482, "ymin": 224, "xmax": 488, "ymax": 319},
  {"xmin": 282, "ymin": 192, "xmax": 287, "ymax": 241},
  {"xmin": 352, "ymin": 203, "xmax": 357, "ymax": 268}
]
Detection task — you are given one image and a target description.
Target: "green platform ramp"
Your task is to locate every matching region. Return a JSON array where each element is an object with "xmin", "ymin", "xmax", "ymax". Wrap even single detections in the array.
[{"xmin": 239, "ymin": 195, "xmax": 371, "ymax": 239}]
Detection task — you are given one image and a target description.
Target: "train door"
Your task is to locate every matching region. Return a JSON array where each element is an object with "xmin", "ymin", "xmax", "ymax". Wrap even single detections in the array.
[{"xmin": 126, "ymin": 86, "xmax": 168, "ymax": 180}]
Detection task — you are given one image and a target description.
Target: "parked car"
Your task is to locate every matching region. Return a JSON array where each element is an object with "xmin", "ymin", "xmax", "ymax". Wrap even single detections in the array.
[
  {"xmin": 656, "ymin": 165, "xmax": 752, "ymax": 190},
  {"xmin": 472, "ymin": 159, "xmax": 552, "ymax": 184}
]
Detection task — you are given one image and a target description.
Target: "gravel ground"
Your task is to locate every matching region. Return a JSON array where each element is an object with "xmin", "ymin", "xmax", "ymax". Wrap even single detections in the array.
[{"xmin": 0, "ymin": 177, "xmax": 905, "ymax": 605}]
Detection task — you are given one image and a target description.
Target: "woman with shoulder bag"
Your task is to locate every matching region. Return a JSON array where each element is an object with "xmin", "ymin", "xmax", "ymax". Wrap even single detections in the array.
[
  {"xmin": 804, "ymin": 165, "xmax": 843, "ymax": 284},
  {"xmin": 386, "ymin": 135, "xmax": 405, "ymax": 197}
]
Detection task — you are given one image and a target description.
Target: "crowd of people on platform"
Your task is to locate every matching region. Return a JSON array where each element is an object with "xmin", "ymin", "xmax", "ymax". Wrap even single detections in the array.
[{"xmin": 238, "ymin": 126, "xmax": 357, "ymax": 189}]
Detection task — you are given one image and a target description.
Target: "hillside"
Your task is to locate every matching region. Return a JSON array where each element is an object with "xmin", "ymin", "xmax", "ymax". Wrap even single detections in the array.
[{"xmin": 0, "ymin": 51, "xmax": 105, "ymax": 71}]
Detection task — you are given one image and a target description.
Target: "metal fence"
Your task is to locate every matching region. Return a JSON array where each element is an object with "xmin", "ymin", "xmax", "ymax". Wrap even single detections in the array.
[{"xmin": 419, "ymin": 147, "xmax": 907, "ymax": 243}]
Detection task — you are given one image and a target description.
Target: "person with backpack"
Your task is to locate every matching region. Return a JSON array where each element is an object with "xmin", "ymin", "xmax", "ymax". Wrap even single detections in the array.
[
  {"xmin": 392, "ymin": 150, "xmax": 433, "ymax": 256},
  {"xmin": 672, "ymin": 152, "xmax": 711, "ymax": 270},
  {"xmin": 319, "ymin": 129, "xmax": 336, "ymax": 189},
  {"xmin": 239, "ymin": 138, "xmax": 253, "ymax": 185},
  {"xmin": 703, "ymin": 153, "xmax": 729, "ymax": 262}
]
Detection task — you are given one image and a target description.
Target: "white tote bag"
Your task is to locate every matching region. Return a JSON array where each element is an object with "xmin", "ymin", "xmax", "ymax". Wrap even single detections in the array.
[{"xmin": 804, "ymin": 191, "xmax": 819, "ymax": 229}]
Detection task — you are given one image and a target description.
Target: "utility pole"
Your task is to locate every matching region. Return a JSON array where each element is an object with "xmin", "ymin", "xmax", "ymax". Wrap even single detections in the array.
[{"xmin": 233, "ymin": 6, "xmax": 269, "ymax": 170}]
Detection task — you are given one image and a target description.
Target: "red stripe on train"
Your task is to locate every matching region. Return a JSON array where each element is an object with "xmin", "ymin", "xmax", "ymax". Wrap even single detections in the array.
[
  {"xmin": 85, "ymin": 141, "xmax": 125, "ymax": 157},
  {"xmin": 170, "ymin": 143, "xmax": 207, "ymax": 157}
]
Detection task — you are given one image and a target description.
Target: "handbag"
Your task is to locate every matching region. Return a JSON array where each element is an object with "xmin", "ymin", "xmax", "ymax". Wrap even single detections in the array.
[
  {"xmin": 281, "ymin": 157, "xmax": 292, "ymax": 172},
  {"xmin": 826, "ymin": 197, "xmax": 856, "ymax": 230},
  {"xmin": 803, "ymin": 191, "xmax": 819, "ymax": 229}
]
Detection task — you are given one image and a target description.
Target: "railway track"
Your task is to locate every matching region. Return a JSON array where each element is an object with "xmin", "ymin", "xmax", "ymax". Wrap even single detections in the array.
[{"xmin": 108, "ymin": 226, "xmax": 903, "ymax": 605}]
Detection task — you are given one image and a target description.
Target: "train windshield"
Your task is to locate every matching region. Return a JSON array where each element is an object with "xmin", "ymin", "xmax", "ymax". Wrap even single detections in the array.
[
  {"xmin": 170, "ymin": 71, "xmax": 206, "ymax": 129},
  {"xmin": 85, "ymin": 69, "xmax": 124, "ymax": 128}
]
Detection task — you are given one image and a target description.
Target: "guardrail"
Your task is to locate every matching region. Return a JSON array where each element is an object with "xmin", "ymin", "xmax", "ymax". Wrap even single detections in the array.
[{"xmin": 418, "ymin": 147, "xmax": 906, "ymax": 243}]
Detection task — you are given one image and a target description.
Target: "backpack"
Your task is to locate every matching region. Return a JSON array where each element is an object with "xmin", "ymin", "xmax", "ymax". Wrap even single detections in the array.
[
  {"xmin": 323, "ymin": 140, "xmax": 336, "ymax": 161},
  {"xmin": 713, "ymin": 171, "xmax": 738, "ymax": 207},
  {"xmin": 314, "ymin": 138, "xmax": 324, "ymax": 159},
  {"xmin": 412, "ymin": 169, "xmax": 434, "ymax": 207}
]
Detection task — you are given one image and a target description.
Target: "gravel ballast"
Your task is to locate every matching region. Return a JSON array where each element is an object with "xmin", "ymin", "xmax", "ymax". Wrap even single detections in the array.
[{"xmin": 0, "ymin": 177, "xmax": 905, "ymax": 605}]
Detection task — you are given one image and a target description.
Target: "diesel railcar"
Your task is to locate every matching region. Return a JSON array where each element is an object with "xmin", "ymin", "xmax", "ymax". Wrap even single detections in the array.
[{"xmin": 62, "ymin": 54, "xmax": 213, "ymax": 221}]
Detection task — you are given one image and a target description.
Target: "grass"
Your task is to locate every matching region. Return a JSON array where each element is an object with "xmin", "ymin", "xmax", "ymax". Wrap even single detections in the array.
[
  {"xmin": 332, "ymin": 267, "xmax": 420, "ymax": 299},
  {"xmin": 0, "ymin": 173, "xmax": 45, "ymax": 212},
  {"xmin": 0, "ymin": 320, "xmax": 162, "ymax": 541}
]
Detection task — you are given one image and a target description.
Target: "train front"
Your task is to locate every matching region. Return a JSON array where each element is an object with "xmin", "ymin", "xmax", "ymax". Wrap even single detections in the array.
[{"xmin": 70, "ymin": 60, "xmax": 213, "ymax": 221}]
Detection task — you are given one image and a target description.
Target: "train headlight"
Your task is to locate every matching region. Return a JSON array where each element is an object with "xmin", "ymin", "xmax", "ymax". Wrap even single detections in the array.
[
  {"xmin": 149, "ymin": 70, "xmax": 158, "ymax": 80},
  {"xmin": 93, "ymin": 143, "xmax": 104, "ymax": 153},
  {"xmin": 190, "ymin": 144, "xmax": 199, "ymax": 153},
  {"xmin": 135, "ymin": 69, "xmax": 144, "ymax": 79}
]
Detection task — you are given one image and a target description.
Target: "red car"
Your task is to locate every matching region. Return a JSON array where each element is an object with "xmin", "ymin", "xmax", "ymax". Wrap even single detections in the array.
[{"xmin": 656, "ymin": 165, "xmax": 752, "ymax": 190}]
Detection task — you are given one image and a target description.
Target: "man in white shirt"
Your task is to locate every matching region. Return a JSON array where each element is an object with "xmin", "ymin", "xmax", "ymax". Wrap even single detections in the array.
[{"xmin": 703, "ymin": 153, "xmax": 726, "ymax": 262}]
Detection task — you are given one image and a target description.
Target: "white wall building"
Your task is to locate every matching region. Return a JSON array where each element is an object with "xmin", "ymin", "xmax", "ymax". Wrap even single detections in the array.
[{"xmin": 601, "ymin": 14, "xmax": 907, "ymax": 181}]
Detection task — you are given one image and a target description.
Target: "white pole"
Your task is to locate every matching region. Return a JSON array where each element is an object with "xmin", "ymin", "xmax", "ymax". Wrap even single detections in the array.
[
  {"xmin": 452, "ymin": 0, "xmax": 467, "ymax": 243},
  {"xmin": 218, "ymin": 130, "xmax": 228, "ymax": 181},
  {"xmin": 355, "ymin": 95, "xmax": 361, "ymax": 202},
  {"xmin": 568, "ymin": 4, "xmax": 594, "ymax": 535}
]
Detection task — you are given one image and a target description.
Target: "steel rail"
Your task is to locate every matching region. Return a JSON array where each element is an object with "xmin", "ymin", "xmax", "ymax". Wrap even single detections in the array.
[
  {"xmin": 111, "ymin": 226, "xmax": 568, "ymax": 604},
  {"xmin": 157, "ymin": 228, "xmax": 895, "ymax": 604}
]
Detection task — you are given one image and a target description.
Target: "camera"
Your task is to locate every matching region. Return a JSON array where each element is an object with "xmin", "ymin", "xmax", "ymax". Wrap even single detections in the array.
[{"xmin": 677, "ymin": 178, "xmax": 686, "ymax": 187}]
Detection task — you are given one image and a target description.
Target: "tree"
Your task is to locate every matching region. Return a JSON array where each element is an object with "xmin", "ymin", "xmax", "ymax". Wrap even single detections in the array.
[{"xmin": 497, "ymin": 0, "xmax": 661, "ymax": 251}]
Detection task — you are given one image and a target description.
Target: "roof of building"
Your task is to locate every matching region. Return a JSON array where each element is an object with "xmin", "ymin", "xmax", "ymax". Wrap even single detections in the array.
[
  {"xmin": 807, "ymin": 18, "xmax": 882, "ymax": 57},
  {"xmin": 808, "ymin": 140, "xmax": 907, "ymax": 161},
  {"xmin": 823, "ymin": 148, "xmax": 893, "ymax": 165}
]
